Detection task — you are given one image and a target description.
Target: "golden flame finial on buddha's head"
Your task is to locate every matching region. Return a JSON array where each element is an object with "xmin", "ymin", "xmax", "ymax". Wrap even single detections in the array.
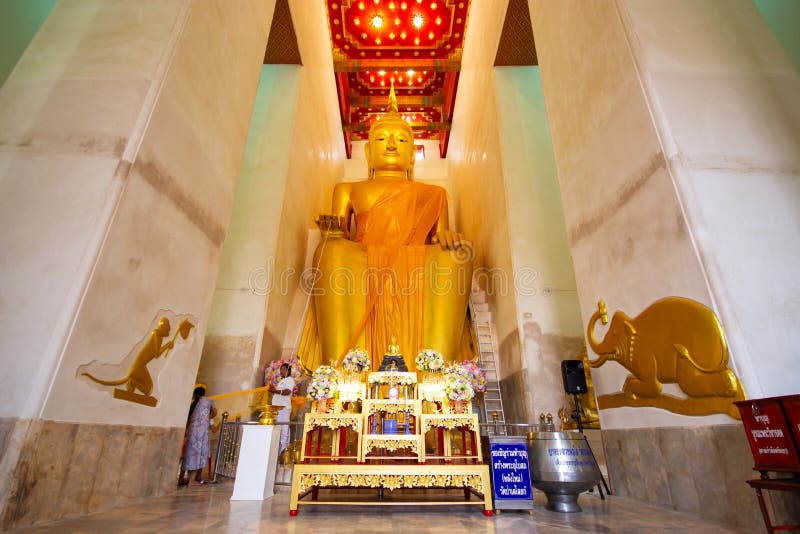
[
  {"xmin": 367, "ymin": 79, "xmax": 414, "ymax": 180},
  {"xmin": 369, "ymin": 79, "xmax": 412, "ymax": 140},
  {"xmin": 387, "ymin": 78, "xmax": 398, "ymax": 113}
]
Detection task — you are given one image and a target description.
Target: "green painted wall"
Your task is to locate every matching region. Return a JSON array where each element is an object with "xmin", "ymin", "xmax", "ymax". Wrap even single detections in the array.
[
  {"xmin": 0, "ymin": 0, "xmax": 57, "ymax": 86},
  {"xmin": 755, "ymin": 0, "xmax": 800, "ymax": 72}
]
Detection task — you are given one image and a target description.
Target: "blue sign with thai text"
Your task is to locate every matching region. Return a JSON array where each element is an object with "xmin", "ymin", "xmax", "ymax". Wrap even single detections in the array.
[{"xmin": 489, "ymin": 440, "xmax": 533, "ymax": 501}]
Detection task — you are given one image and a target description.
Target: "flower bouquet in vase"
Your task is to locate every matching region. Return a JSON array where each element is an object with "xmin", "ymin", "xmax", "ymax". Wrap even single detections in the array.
[
  {"xmin": 416, "ymin": 349, "xmax": 445, "ymax": 401},
  {"xmin": 308, "ymin": 365, "xmax": 338, "ymax": 412},
  {"xmin": 444, "ymin": 363, "xmax": 475, "ymax": 414},
  {"xmin": 462, "ymin": 360, "xmax": 487, "ymax": 399},
  {"xmin": 416, "ymin": 349, "xmax": 444, "ymax": 376},
  {"xmin": 342, "ymin": 349, "xmax": 370, "ymax": 377}
]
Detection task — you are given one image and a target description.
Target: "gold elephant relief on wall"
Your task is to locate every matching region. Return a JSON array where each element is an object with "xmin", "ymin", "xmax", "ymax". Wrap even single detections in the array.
[{"xmin": 586, "ymin": 297, "xmax": 745, "ymax": 419}]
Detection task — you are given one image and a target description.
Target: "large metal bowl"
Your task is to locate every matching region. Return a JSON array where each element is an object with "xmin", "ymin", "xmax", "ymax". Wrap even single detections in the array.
[{"xmin": 528, "ymin": 431, "xmax": 601, "ymax": 512}]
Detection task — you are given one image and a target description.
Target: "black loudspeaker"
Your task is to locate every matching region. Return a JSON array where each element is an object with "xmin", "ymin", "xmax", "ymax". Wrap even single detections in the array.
[{"xmin": 561, "ymin": 360, "xmax": 588, "ymax": 394}]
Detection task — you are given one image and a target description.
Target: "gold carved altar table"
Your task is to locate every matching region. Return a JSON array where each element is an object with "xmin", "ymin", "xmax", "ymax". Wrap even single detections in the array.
[
  {"xmin": 301, "ymin": 412, "xmax": 362, "ymax": 463},
  {"xmin": 420, "ymin": 413, "xmax": 481, "ymax": 463}
]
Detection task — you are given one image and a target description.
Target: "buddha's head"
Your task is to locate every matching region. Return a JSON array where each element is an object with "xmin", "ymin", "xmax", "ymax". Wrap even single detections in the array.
[{"xmin": 365, "ymin": 81, "xmax": 415, "ymax": 180}]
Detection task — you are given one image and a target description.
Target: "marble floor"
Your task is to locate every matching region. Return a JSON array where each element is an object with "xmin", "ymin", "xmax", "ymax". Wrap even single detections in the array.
[{"xmin": 14, "ymin": 481, "xmax": 745, "ymax": 534}]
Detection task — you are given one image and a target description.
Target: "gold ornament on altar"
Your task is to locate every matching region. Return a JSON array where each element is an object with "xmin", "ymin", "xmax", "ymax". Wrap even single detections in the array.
[
  {"xmin": 387, "ymin": 336, "xmax": 401, "ymax": 356},
  {"xmin": 253, "ymin": 404, "xmax": 281, "ymax": 425},
  {"xmin": 587, "ymin": 297, "xmax": 745, "ymax": 419},
  {"xmin": 297, "ymin": 80, "xmax": 473, "ymax": 374}
]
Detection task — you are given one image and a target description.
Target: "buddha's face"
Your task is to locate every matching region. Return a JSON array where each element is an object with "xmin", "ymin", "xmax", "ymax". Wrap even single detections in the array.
[{"xmin": 366, "ymin": 122, "xmax": 414, "ymax": 175}]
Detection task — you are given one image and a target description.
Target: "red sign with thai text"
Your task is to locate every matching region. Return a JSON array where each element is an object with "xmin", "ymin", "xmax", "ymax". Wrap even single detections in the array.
[{"xmin": 736, "ymin": 398, "xmax": 799, "ymax": 471}]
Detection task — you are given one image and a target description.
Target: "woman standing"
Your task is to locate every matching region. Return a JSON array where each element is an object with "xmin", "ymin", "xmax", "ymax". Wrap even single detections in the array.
[{"xmin": 184, "ymin": 384, "xmax": 217, "ymax": 485}]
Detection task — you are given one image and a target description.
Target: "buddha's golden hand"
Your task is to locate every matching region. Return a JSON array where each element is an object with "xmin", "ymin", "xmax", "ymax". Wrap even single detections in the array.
[
  {"xmin": 316, "ymin": 214, "xmax": 347, "ymax": 237},
  {"xmin": 431, "ymin": 230, "xmax": 465, "ymax": 250},
  {"xmin": 432, "ymin": 231, "xmax": 474, "ymax": 263}
]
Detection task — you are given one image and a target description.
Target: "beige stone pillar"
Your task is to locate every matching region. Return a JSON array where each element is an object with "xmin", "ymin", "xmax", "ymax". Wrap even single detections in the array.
[
  {"xmin": 0, "ymin": 0, "xmax": 272, "ymax": 527},
  {"xmin": 531, "ymin": 0, "xmax": 799, "ymax": 529},
  {"xmin": 494, "ymin": 66, "xmax": 585, "ymax": 423},
  {"xmin": 199, "ymin": 0, "xmax": 345, "ymax": 419},
  {"xmin": 451, "ymin": 0, "xmax": 584, "ymax": 423}
]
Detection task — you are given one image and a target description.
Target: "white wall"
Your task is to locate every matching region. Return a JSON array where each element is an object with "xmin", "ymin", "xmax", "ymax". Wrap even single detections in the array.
[{"xmin": 532, "ymin": 0, "xmax": 800, "ymax": 428}]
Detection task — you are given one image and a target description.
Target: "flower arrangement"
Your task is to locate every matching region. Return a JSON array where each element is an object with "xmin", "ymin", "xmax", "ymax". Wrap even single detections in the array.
[
  {"xmin": 415, "ymin": 349, "xmax": 444, "ymax": 372},
  {"xmin": 444, "ymin": 373, "xmax": 475, "ymax": 402},
  {"xmin": 308, "ymin": 365, "xmax": 338, "ymax": 400},
  {"xmin": 462, "ymin": 360, "xmax": 487, "ymax": 393},
  {"xmin": 263, "ymin": 358, "xmax": 303, "ymax": 394},
  {"xmin": 444, "ymin": 362, "xmax": 469, "ymax": 379},
  {"xmin": 342, "ymin": 349, "xmax": 370, "ymax": 373}
]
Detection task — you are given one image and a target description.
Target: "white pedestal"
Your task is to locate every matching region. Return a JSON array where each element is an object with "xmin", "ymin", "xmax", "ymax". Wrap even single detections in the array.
[{"xmin": 230, "ymin": 424, "xmax": 281, "ymax": 501}]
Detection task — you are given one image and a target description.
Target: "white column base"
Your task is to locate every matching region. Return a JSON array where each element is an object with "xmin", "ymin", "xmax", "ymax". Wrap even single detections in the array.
[{"xmin": 230, "ymin": 424, "xmax": 281, "ymax": 501}]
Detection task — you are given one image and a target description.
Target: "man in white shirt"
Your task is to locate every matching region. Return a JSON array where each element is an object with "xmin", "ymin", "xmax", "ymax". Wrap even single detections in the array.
[{"xmin": 269, "ymin": 363, "xmax": 295, "ymax": 452}]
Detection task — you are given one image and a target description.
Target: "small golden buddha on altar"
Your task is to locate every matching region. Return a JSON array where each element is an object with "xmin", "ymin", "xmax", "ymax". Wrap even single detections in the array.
[{"xmin": 299, "ymin": 82, "xmax": 473, "ymax": 373}]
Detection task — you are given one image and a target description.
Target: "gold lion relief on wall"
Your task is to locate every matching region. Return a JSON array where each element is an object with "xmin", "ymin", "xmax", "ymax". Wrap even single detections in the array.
[{"xmin": 586, "ymin": 297, "xmax": 745, "ymax": 419}]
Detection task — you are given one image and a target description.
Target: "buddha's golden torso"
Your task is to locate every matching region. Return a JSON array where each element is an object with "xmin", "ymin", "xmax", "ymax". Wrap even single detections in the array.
[{"xmin": 336, "ymin": 179, "xmax": 446, "ymax": 247}]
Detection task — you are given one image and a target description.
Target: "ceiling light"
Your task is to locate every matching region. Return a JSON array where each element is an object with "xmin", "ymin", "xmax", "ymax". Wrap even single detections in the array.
[
  {"xmin": 400, "ymin": 31, "xmax": 407, "ymax": 39},
  {"xmin": 400, "ymin": 2, "xmax": 407, "ymax": 9},
  {"xmin": 371, "ymin": 15, "xmax": 384, "ymax": 28},
  {"xmin": 431, "ymin": 2, "xmax": 437, "ymax": 9},
  {"xmin": 389, "ymin": 1, "xmax": 396, "ymax": 9},
  {"xmin": 389, "ymin": 32, "xmax": 395, "ymax": 39},
  {"xmin": 375, "ymin": 37, "xmax": 381, "ymax": 44},
  {"xmin": 412, "ymin": 14, "xmax": 424, "ymax": 28},
  {"xmin": 354, "ymin": 17, "xmax": 360, "ymax": 25},
  {"xmin": 428, "ymin": 31, "xmax": 434, "ymax": 39},
  {"xmin": 414, "ymin": 37, "xmax": 420, "ymax": 45},
  {"xmin": 378, "ymin": 70, "xmax": 386, "ymax": 76},
  {"xmin": 435, "ymin": 16, "xmax": 442, "ymax": 25},
  {"xmin": 407, "ymin": 69, "xmax": 414, "ymax": 76}
]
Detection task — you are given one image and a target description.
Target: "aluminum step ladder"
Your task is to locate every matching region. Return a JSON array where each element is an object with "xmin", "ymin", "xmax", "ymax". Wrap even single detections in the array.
[{"xmin": 469, "ymin": 286, "xmax": 507, "ymax": 436}]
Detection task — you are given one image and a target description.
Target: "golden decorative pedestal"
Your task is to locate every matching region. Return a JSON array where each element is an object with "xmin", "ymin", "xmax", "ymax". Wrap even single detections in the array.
[
  {"xmin": 289, "ymin": 463, "xmax": 493, "ymax": 516},
  {"xmin": 291, "ymin": 376, "xmax": 492, "ymax": 516}
]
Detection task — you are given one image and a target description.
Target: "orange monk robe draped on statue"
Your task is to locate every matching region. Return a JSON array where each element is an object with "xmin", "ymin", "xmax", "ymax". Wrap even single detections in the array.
[
  {"xmin": 351, "ymin": 181, "xmax": 447, "ymax": 371},
  {"xmin": 297, "ymin": 181, "xmax": 448, "ymax": 373}
]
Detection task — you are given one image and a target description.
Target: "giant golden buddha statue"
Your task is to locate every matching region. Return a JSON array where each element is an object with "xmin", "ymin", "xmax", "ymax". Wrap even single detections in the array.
[{"xmin": 299, "ymin": 83, "xmax": 472, "ymax": 372}]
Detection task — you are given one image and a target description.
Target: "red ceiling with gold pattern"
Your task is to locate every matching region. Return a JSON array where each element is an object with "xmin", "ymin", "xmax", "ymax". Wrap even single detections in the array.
[{"xmin": 326, "ymin": 0, "xmax": 471, "ymax": 157}]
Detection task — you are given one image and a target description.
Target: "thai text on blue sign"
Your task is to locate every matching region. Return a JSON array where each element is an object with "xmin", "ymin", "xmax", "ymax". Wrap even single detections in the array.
[{"xmin": 490, "ymin": 442, "xmax": 532, "ymax": 500}]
